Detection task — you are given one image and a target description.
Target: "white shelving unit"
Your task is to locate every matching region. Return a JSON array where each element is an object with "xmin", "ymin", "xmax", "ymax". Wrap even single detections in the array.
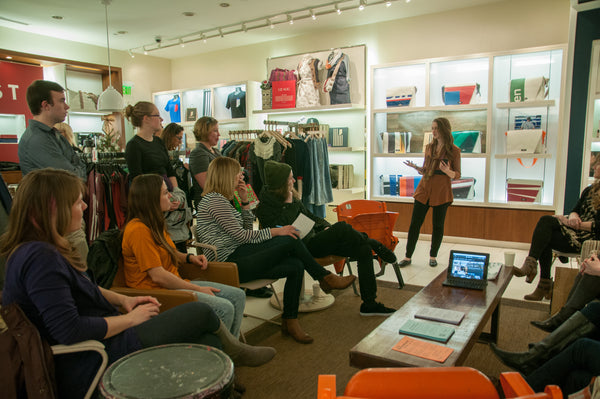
[{"xmin": 369, "ymin": 46, "xmax": 565, "ymax": 210}]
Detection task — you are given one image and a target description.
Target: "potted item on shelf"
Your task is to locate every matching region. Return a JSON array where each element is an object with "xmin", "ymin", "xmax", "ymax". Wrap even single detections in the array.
[{"xmin": 509, "ymin": 77, "xmax": 549, "ymax": 102}]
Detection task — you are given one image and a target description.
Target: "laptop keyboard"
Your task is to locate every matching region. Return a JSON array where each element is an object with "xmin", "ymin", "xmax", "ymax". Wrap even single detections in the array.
[{"xmin": 449, "ymin": 279, "xmax": 486, "ymax": 289}]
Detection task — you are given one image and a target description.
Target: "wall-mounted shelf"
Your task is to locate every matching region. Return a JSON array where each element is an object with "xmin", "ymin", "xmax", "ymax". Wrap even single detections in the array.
[
  {"xmin": 494, "ymin": 153, "xmax": 552, "ymax": 159},
  {"xmin": 496, "ymin": 100, "xmax": 556, "ymax": 109},
  {"xmin": 253, "ymin": 104, "xmax": 364, "ymax": 115}
]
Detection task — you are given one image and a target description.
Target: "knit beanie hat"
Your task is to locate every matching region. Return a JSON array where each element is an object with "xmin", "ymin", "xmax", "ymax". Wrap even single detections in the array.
[{"xmin": 264, "ymin": 160, "xmax": 291, "ymax": 189}]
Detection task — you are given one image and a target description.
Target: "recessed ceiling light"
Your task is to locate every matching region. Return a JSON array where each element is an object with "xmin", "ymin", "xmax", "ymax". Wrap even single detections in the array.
[
  {"xmin": 220, "ymin": 2, "xmax": 230, "ymax": 7},
  {"xmin": 6, "ymin": 56, "xmax": 12, "ymax": 59},
  {"xmin": 183, "ymin": 11, "xmax": 195, "ymax": 17},
  {"xmin": 51, "ymin": 15, "xmax": 63, "ymax": 20}
]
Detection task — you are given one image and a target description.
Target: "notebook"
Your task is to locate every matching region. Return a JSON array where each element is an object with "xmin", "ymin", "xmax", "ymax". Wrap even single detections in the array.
[
  {"xmin": 442, "ymin": 250, "xmax": 489, "ymax": 290},
  {"xmin": 398, "ymin": 319, "xmax": 455, "ymax": 343}
]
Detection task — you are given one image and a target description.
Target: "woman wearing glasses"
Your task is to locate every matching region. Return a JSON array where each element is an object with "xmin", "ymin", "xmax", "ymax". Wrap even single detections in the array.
[
  {"xmin": 189, "ymin": 116, "xmax": 221, "ymax": 209},
  {"xmin": 124, "ymin": 101, "xmax": 178, "ymax": 189}
]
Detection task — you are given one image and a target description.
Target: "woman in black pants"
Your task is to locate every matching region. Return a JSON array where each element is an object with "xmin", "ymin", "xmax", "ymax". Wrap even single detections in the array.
[
  {"xmin": 0, "ymin": 169, "xmax": 275, "ymax": 398},
  {"xmin": 256, "ymin": 160, "xmax": 397, "ymax": 316},
  {"xmin": 513, "ymin": 163, "xmax": 600, "ymax": 301},
  {"xmin": 399, "ymin": 117, "xmax": 461, "ymax": 267},
  {"xmin": 196, "ymin": 157, "xmax": 355, "ymax": 344}
]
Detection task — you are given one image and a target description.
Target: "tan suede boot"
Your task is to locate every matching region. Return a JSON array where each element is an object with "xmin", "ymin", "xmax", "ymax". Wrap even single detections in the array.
[
  {"xmin": 318, "ymin": 273, "xmax": 356, "ymax": 294},
  {"xmin": 281, "ymin": 318, "xmax": 313, "ymax": 344},
  {"xmin": 513, "ymin": 256, "xmax": 538, "ymax": 283},
  {"xmin": 524, "ymin": 278, "xmax": 553, "ymax": 301},
  {"xmin": 215, "ymin": 321, "xmax": 276, "ymax": 367}
]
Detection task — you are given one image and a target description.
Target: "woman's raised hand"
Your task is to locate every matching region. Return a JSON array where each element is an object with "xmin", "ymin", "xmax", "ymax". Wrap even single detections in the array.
[
  {"xmin": 581, "ymin": 254, "xmax": 600, "ymax": 276},
  {"xmin": 271, "ymin": 225, "xmax": 300, "ymax": 239}
]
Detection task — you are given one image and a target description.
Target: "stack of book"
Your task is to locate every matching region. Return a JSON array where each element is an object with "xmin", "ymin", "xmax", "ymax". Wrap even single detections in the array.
[{"xmin": 330, "ymin": 164, "xmax": 354, "ymax": 189}]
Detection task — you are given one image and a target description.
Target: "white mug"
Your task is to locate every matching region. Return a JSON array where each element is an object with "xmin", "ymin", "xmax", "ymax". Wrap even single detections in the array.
[{"xmin": 504, "ymin": 252, "xmax": 516, "ymax": 267}]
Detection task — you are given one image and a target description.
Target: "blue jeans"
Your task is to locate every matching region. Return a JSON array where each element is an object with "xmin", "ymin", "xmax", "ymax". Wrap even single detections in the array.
[{"xmin": 189, "ymin": 281, "xmax": 246, "ymax": 337}]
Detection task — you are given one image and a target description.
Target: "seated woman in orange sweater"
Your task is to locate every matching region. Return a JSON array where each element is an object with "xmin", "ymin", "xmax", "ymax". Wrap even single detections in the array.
[{"xmin": 121, "ymin": 174, "xmax": 249, "ymax": 341}]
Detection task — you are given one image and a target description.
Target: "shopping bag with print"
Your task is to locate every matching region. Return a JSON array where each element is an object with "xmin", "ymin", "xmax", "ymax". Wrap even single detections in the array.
[
  {"xmin": 510, "ymin": 77, "xmax": 549, "ymax": 102},
  {"xmin": 441, "ymin": 83, "xmax": 481, "ymax": 105},
  {"xmin": 386, "ymin": 86, "xmax": 417, "ymax": 107}
]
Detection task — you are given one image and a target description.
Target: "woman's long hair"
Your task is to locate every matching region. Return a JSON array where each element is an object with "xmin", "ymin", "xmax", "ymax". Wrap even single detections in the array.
[
  {"xmin": 126, "ymin": 174, "xmax": 179, "ymax": 266},
  {"xmin": 203, "ymin": 157, "xmax": 240, "ymax": 200},
  {"xmin": 0, "ymin": 168, "xmax": 86, "ymax": 271},
  {"xmin": 423, "ymin": 117, "xmax": 454, "ymax": 180}
]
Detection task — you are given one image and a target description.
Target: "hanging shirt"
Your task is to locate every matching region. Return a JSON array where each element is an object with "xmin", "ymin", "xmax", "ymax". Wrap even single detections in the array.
[
  {"xmin": 226, "ymin": 90, "xmax": 246, "ymax": 118},
  {"xmin": 165, "ymin": 96, "xmax": 181, "ymax": 122}
]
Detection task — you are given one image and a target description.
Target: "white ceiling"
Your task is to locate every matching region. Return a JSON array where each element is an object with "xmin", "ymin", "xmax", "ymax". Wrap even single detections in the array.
[{"xmin": 0, "ymin": 0, "xmax": 502, "ymax": 59}]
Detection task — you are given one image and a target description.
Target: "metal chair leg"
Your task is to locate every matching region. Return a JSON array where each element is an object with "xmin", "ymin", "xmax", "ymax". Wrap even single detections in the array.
[{"xmin": 344, "ymin": 259, "xmax": 360, "ymax": 296}]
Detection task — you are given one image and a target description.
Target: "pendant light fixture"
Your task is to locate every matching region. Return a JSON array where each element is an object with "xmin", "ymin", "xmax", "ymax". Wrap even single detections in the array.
[{"xmin": 97, "ymin": 0, "xmax": 124, "ymax": 112}]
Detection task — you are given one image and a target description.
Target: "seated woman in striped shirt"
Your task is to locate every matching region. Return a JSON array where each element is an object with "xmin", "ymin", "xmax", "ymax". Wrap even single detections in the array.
[{"xmin": 196, "ymin": 157, "xmax": 356, "ymax": 344}]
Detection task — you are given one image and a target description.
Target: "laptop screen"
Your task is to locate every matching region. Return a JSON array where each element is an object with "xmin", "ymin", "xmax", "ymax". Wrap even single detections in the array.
[{"xmin": 448, "ymin": 250, "xmax": 489, "ymax": 281}]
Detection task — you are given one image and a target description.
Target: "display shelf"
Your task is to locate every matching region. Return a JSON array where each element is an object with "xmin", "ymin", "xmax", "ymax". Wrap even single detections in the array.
[
  {"xmin": 69, "ymin": 110, "xmax": 112, "ymax": 116},
  {"xmin": 496, "ymin": 100, "xmax": 556, "ymax": 109},
  {"xmin": 328, "ymin": 146, "xmax": 365, "ymax": 152},
  {"xmin": 494, "ymin": 153, "xmax": 552, "ymax": 159},
  {"xmin": 334, "ymin": 187, "xmax": 365, "ymax": 194},
  {"xmin": 253, "ymin": 103, "xmax": 364, "ymax": 114},
  {"xmin": 370, "ymin": 45, "xmax": 565, "ymax": 209}
]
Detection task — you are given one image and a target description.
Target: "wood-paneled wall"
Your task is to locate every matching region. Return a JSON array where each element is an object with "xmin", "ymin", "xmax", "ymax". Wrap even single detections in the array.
[{"xmin": 386, "ymin": 202, "xmax": 554, "ymax": 243}]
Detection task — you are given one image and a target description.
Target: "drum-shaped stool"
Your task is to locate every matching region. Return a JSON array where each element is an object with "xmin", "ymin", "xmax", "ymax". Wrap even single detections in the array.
[{"xmin": 100, "ymin": 344, "xmax": 234, "ymax": 399}]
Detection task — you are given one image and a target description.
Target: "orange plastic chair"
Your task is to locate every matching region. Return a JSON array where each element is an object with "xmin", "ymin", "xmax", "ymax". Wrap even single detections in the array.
[
  {"xmin": 333, "ymin": 200, "xmax": 404, "ymax": 289},
  {"xmin": 317, "ymin": 368, "xmax": 563, "ymax": 399}
]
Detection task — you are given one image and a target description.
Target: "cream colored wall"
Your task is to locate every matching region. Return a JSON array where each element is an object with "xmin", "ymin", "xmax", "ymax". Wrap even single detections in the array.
[{"xmin": 171, "ymin": 0, "xmax": 569, "ymax": 88}]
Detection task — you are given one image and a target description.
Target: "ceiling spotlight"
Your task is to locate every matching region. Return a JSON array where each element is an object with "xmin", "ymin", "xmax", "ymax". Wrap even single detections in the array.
[
  {"xmin": 405, "ymin": 0, "xmax": 411, "ymax": 2},
  {"xmin": 335, "ymin": 4, "xmax": 341, "ymax": 14},
  {"xmin": 127, "ymin": 49, "xmax": 135, "ymax": 58},
  {"xmin": 386, "ymin": 1, "xmax": 391, "ymax": 6},
  {"xmin": 310, "ymin": 9, "xmax": 316, "ymax": 20},
  {"xmin": 6, "ymin": 56, "xmax": 12, "ymax": 59},
  {"xmin": 359, "ymin": 0, "xmax": 365, "ymax": 11},
  {"xmin": 179, "ymin": 39, "xmax": 185, "ymax": 48},
  {"xmin": 201, "ymin": 34, "xmax": 207, "ymax": 43},
  {"xmin": 242, "ymin": 23, "xmax": 247, "ymax": 32},
  {"xmin": 287, "ymin": 14, "xmax": 293, "ymax": 25},
  {"xmin": 219, "ymin": 28, "xmax": 224, "ymax": 38}
]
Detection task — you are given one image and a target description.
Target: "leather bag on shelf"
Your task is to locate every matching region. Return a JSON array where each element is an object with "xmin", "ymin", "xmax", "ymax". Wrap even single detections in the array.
[
  {"xmin": 386, "ymin": 86, "xmax": 417, "ymax": 107},
  {"xmin": 510, "ymin": 76, "xmax": 549, "ymax": 102},
  {"xmin": 441, "ymin": 83, "xmax": 481, "ymax": 105}
]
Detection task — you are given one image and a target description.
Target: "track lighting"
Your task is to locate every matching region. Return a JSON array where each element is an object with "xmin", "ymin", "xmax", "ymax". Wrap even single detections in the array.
[
  {"xmin": 359, "ymin": 0, "xmax": 366, "ymax": 11},
  {"xmin": 335, "ymin": 4, "xmax": 342, "ymax": 14},
  {"xmin": 311, "ymin": 9, "xmax": 316, "ymax": 20},
  {"xmin": 242, "ymin": 23, "xmax": 247, "ymax": 32},
  {"xmin": 287, "ymin": 14, "xmax": 293, "ymax": 25}
]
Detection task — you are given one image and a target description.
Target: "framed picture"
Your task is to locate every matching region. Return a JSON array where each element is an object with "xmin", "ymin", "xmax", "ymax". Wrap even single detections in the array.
[{"xmin": 186, "ymin": 108, "xmax": 197, "ymax": 122}]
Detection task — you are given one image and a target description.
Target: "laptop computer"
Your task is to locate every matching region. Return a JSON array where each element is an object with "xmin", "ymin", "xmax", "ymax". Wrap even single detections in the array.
[{"xmin": 442, "ymin": 250, "xmax": 489, "ymax": 290}]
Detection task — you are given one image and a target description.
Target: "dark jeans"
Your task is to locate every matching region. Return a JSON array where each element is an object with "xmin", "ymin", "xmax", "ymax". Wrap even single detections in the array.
[
  {"xmin": 556, "ymin": 273, "xmax": 600, "ymax": 320},
  {"xmin": 134, "ymin": 301, "xmax": 221, "ymax": 349},
  {"xmin": 529, "ymin": 215, "xmax": 579, "ymax": 279},
  {"xmin": 227, "ymin": 236, "xmax": 330, "ymax": 319},
  {"xmin": 526, "ymin": 338, "xmax": 600, "ymax": 395},
  {"xmin": 405, "ymin": 200, "xmax": 450, "ymax": 258},
  {"xmin": 306, "ymin": 222, "xmax": 377, "ymax": 303}
]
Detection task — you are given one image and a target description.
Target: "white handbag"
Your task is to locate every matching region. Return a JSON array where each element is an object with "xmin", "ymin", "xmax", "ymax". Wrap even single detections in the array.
[
  {"xmin": 505, "ymin": 129, "xmax": 545, "ymax": 154},
  {"xmin": 510, "ymin": 77, "xmax": 549, "ymax": 102},
  {"xmin": 386, "ymin": 86, "xmax": 417, "ymax": 107}
]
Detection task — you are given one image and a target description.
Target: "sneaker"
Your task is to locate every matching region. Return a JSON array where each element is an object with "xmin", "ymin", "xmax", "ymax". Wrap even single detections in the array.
[
  {"xmin": 360, "ymin": 301, "xmax": 396, "ymax": 316},
  {"xmin": 245, "ymin": 287, "xmax": 273, "ymax": 298}
]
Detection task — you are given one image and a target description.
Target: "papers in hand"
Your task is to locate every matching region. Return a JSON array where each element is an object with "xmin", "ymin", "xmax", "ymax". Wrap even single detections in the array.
[{"xmin": 292, "ymin": 213, "xmax": 315, "ymax": 239}]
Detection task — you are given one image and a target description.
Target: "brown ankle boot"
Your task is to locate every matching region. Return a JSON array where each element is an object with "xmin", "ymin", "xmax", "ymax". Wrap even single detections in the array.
[
  {"xmin": 319, "ymin": 273, "xmax": 356, "ymax": 293},
  {"xmin": 281, "ymin": 318, "xmax": 313, "ymax": 344},
  {"xmin": 524, "ymin": 278, "xmax": 553, "ymax": 301},
  {"xmin": 513, "ymin": 256, "xmax": 538, "ymax": 283}
]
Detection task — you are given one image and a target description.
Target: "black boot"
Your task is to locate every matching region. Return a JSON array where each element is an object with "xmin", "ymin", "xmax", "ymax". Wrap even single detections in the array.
[
  {"xmin": 530, "ymin": 308, "xmax": 573, "ymax": 333},
  {"xmin": 490, "ymin": 311, "xmax": 597, "ymax": 375}
]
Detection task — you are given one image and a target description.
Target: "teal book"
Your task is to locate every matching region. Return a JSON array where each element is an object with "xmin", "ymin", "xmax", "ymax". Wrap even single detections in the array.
[{"xmin": 398, "ymin": 319, "xmax": 455, "ymax": 343}]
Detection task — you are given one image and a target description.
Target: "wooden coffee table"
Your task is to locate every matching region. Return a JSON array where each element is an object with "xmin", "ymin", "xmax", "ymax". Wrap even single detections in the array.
[{"xmin": 350, "ymin": 265, "xmax": 513, "ymax": 369}]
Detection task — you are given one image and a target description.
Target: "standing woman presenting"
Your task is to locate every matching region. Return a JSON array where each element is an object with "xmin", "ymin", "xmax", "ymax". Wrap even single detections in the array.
[{"xmin": 399, "ymin": 117, "xmax": 461, "ymax": 267}]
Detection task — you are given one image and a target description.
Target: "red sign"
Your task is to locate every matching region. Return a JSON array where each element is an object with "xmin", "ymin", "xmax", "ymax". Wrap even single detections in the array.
[
  {"xmin": 271, "ymin": 80, "xmax": 296, "ymax": 109},
  {"xmin": 0, "ymin": 61, "xmax": 44, "ymax": 121}
]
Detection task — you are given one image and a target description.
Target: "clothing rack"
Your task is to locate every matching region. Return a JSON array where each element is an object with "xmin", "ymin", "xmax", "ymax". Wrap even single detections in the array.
[{"xmin": 229, "ymin": 130, "xmax": 262, "ymax": 140}]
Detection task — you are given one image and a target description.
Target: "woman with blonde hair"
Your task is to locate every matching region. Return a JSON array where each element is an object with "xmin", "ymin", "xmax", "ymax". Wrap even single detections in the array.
[
  {"xmin": 54, "ymin": 122, "xmax": 77, "ymax": 148},
  {"xmin": 399, "ymin": 117, "xmax": 461, "ymax": 268},
  {"xmin": 1, "ymin": 168, "xmax": 275, "ymax": 398},
  {"xmin": 197, "ymin": 157, "xmax": 356, "ymax": 344},
  {"xmin": 189, "ymin": 116, "xmax": 221, "ymax": 206},
  {"xmin": 124, "ymin": 101, "xmax": 177, "ymax": 189}
]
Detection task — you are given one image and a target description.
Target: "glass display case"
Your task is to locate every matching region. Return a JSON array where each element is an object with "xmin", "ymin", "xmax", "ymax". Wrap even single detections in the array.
[{"xmin": 369, "ymin": 46, "xmax": 565, "ymax": 209}]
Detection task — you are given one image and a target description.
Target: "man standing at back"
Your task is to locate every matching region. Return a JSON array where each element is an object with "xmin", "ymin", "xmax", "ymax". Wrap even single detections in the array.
[
  {"xmin": 18, "ymin": 80, "xmax": 86, "ymax": 178},
  {"xmin": 18, "ymin": 79, "xmax": 88, "ymax": 260}
]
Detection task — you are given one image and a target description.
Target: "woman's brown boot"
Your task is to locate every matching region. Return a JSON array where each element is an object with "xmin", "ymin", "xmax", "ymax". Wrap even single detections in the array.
[
  {"xmin": 319, "ymin": 273, "xmax": 356, "ymax": 294},
  {"xmin": 524, "ymin": 278, "xmax": 553, "ymax": 301},
  {"xmin": 513, "ymin": 256, "xmax": 538, "ymax": 283},
  {"xmin": 281, "ymin": 318, "xmax": 313, "ymax": 344}
]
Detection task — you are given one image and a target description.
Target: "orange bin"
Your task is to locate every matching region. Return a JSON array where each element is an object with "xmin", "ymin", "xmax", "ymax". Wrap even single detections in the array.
[{"xmin": 333, "ymin": 200, "xmax": 404, "ymax": 288}]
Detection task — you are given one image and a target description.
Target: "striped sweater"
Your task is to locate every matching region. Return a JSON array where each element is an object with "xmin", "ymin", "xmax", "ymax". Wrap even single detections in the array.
[{"xmin": 196, "ymin": 192, "xmax": 272, "ymax": 261}]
